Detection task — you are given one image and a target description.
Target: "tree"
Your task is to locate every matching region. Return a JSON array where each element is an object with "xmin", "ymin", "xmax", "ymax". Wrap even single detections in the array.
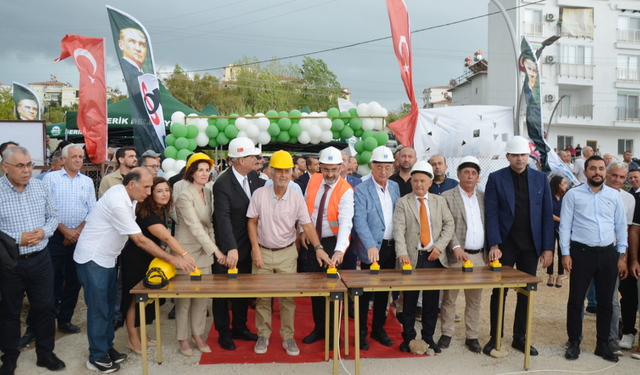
[
  {"xmin": 0, "ymin": 88, "xmax": 15, "ymax": 120},
  {"xmin": 386, "ymin": 103, "xmax": 411, "ymax": 125},
  {"xmin": 298, "ymin": 56, "xmax": 345, "ymax": 111}
]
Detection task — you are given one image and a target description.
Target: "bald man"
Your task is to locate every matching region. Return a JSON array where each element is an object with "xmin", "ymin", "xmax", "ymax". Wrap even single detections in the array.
[
  {"xmin": 603, "ymin": 154, "xmax": 613, "ymax": 167},
  {"xmin": 573, "ymin": 146, "xmax": 594, "ymax": 184},
  {"xmin": 428, "ymin": 155, "xmax": 458, "ymax": 195}
]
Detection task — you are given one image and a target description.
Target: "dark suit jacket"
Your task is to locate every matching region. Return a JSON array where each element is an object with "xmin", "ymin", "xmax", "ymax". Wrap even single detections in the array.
[
  {"xmin": 484, "ymin": 166, "xmax": 554, "ymax": 256},
  {"xmin": 213, "ymin": 168, "xmax": 261, "ymax": 262},
  {"xmin": 296, "ymin": 171, "xmax": 311, "ymax": 194}
]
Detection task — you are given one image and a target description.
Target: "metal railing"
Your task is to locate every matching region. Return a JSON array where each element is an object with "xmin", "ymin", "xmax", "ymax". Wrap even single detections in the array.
[
  {"xmin": 557, "ymin": 63, "xmax": 594, "ymax": 79},
  {"xmin": 617, "ymin": 68, "xmax": 640, "ymax": 82},
  {"xmin": 617, "ymin": 107, "xmax": 640, "ymax": 121},
  {"xmin": 617, "ymin": 28, "xmax": 640, "ymax": 43},
  {"xmin": 524, "ymin": 22, "xmax": 544, "ymax": 37},
  {"xmin": 557, "ymin": 104, "xmax": 594, "ymax": 119}
]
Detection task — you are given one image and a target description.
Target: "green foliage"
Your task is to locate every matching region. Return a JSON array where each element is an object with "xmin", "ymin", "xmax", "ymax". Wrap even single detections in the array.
[
  {"xmin": 0, "ymin": 88, "xmax": 16, "ymax": 120},
  {"xmin": 386, "ymin": 103, "xmax": 412, "ymax": 126}
]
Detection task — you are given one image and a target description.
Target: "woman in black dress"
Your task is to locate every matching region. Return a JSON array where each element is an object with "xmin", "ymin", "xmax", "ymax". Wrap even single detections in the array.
[{"xmin": 120, "ymin": 177, "xmax": 195, "ymax": 354}]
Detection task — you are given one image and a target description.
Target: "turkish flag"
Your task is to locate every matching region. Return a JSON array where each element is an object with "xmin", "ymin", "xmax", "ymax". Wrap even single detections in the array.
[
  {"xmin": 386, "ymin": 0, "xmax": 420, "ymax": 147},
  {"xmin": 54, "ymin": 35, "xmax": 107, "ymax": 164}
]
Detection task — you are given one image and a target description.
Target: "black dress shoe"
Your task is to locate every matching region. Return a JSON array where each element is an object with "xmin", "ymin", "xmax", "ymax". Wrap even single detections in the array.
[
  {"xmin": 168, "ymin": 305, "xmax": 176, "ymax": 319},
  {"xmin": 565, "ymin": 340, "xmax": 580, "ymax": 360},
  {"xmin": 370, "ymin": 330, "xmax": 393, "ymax": 347},
  {"xmin": 483, "ymin": 338, "xmax": 496, "ymax": 356},
  {"xmin": 218, "ymin": 335, "xmax": 236, "ymax": 350},
  {"xmin": 465, "ymin": 338, "xmax": 482, "ymax": 353},
  {"xmin": 511, "ymin": 338, "xmax": 538, "ymax": 356},
  {"xmin": 36, "ymin": 353, "xmax": 66, "ymax": 371},
  {"xmin": 359, "ymin": 334, "xmax": 369, "ymax": 351},
  {"xmin": 302, "ymin": 329, "xmax": 324, "ymax": 344},
  {"xmin": 399, "ymin": 341, "xmax": 410, "ymax": 353},
  {"xmin": 437, "ymin": 335, "xmax": 451, "ymax": 349},
  {"xmin": 594, "ymin": 341, "xmax": 619, "ymax": 363},
  {"xmin": 17, "ymin": 330, "xmax": 35, "ymax": 349},
  {"xmin": 58, "ymin": 322, "xmax": 81, "ymax": 334},
  {"xmin": 0, "ymin": 358, "xmax": 17, "ymax": 375},
  {"xmin": 425, "ymin": 338, "xmax": 441, "ymax": 354},
  {"xmin": 231, "ymin": 328, "xmax": 258, "ymax": 341}
]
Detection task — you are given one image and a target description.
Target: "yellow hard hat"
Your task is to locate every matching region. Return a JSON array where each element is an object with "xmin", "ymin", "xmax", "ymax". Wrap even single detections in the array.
[
  {"xmin": 269, "ymin": 150, "xmax": 294, "ymax": 169},
  {"xmin": 143, "ymin": 258, "xmax": 177, "ymax": 289},
  {"xmin": 186, "ymin": 152, "xmax": 214, "ymax": 172}
]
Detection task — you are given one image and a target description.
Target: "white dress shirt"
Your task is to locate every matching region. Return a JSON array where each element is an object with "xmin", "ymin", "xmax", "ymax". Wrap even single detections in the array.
[
  {"xmin": 374, "ymin": 179, "xmax": 394, "ymax": 240},
  {"xmin": 415, "ymin": 193, "xmax": 434, "ymax": 250},
  {"xmin": 307, "ymin": 178, "xmax": 354, "ymax": 253},
  {"xmin": 454, "ymin": 185, "xmax": 484, "ymax": 250},
  {"xmin": 620, "ymin": 189, "xmax": 635, "ymax": 225},
  {"xmin": 232, "ymin": 166, "xmax": 251, "ymax": 199}
]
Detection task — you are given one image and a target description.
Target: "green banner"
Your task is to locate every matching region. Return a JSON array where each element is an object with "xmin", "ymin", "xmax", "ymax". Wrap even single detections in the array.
[{"xmin": 13, "ymin": 82, "xmax": 40, "ymax": 121}]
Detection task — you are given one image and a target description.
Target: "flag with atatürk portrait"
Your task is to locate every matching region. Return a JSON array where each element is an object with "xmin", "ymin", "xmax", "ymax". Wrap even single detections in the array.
[
  {"xmin": 107, "ymin": 5, "xmax": 165, "ymax": 155},
  {"xmin": 54, "ymin": 34, "xmax": 107, "ymax": 164},
  {"xmin": 12, "ymin": 82, "xmax": 40, "ymax": 121}
]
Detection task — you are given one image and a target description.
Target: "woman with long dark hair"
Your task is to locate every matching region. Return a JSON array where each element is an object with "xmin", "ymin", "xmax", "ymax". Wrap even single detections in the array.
[{"xmin": 547, "ymin": 175, "xmax": 567, "ymax": 288}]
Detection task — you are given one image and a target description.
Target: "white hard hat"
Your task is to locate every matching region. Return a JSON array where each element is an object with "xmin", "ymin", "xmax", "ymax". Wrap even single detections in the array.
[
  {"xmin": 410, "ymin": 160, "xmax": 433, "ymax": 178},
  {"xmin": 319, "ymin": 146, "xmax": 342, "ymax": 165},
  {"xmin": 505, "ymin": 136, "xmax": 530, "ymax": 154},
  {"xmin": 228, "ymin": 137, "xmax": 260, "ymax": 158},
  {"xmin": 457, "ymin": 156, "xmax": 481, "ymax": 172},
  {"xmin": 370, "ymin": 146, "xmax": 394, "ymax": 163}
]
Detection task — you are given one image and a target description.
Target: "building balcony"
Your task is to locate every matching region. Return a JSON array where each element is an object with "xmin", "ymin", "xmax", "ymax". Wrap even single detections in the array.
[
  {"xmin": 557, "ymin": 63, "xmax": 594, "ymax": 79},
  {"xmin": 618, "ymin": 29, "xmax": 640, "ymax": 43},
  {"xmin": 558, "ymin": 104, "xmax": 594, "ymax": 119},
  {"xmin": 617, "ymin": 68, "xmax": 640, "ymax": 83},
  {"xmin": 617, "ymin": 107, "xmax": 639, "ymax": 122},
  {"xmin": 523, "ymin": 22, "xmax": 544, "ymax": 37}
]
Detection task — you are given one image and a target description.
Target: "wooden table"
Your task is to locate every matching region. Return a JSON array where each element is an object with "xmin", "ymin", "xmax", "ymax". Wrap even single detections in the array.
[
  {"xmin": 131, "ymin": 273, "xmax": 347, "ymax": 375},
  {"xmin": 339, "ymin": 266, "xmax": 540, "ymax": 375}
]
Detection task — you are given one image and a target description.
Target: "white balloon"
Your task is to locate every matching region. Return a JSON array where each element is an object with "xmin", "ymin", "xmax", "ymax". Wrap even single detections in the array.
[
  {"xmin": 174, "ymin": 160, "xmax": 187, "ymax": 173},
  {"xmin": 246, "ymin": 124, "xmax": 260, "ymax": 138},
  {"xmin": 249, "ymin": 137, "xmax": 259, "ymax": 145},
  {"xmin": 164, "ymin": 171, "xmax": 177, "ymax": 181},
  {"xmin": 319, "ymin": 111, "xmax": 327, "ymax": 116},
  {"xmin": 357, "ymin": 164, "xmax": 371, "ymax": 176},
  {"xmin": 373, "ymin": 118, "xmax": 384, "ymax": 131},
  {"xmin": 308, "ymin": 125, "xmax": 322, "ymax": 138},
  {"xmin": 255, "ymin": 113, "xmax": 265, "ymax": 117},
  {"xmin": 319, "ymin": 118, "xmax": 332, "ymax": 130},
  {"xmin": 309, "ymin": 111, "xmax": 319, "ymax": 117},
  {"xmin": 320, "ymin": 130, "xmax": 333, "ymax": 143},
  {"xmin": 300, "ymin": 112, "xmax": 309, "ymax": 117},
  {"xmin": 161, "ymin": 158, "xmax": 176, "ymax": 173},
  {"xmin": 235, "ymin": 117, "xmax": 248, "ymax": 131},
  {"xmin": 310, "ymin": 136, "xmax": 321, "ymax": 144},
  {"xmin": 362, "ymin": 118, "xmax": 375, "ymax": 131},
  {"xmin": 381, "ymin": 108, "xmax": 388, "ymax": 117},
  {"xmin": 237, "ymin": 130, "xmax": 248, "ymax": 138},
  {"xmin": 186, "ymin": 113, "xmax": 199, "ymax": 125},
  {"xmin": 195, "ymin": 132, "xmax": 209, "ymax": 147},
  {"xmin": 357, "ymin": 103, "xmax": 370, "ymax": 117},
  {"xmin": 298, "ymin": 131, "xmax": 311, "ymax": 144},
  {"xmin": 195, "ymin": 118, "xmax": 208, "ymax": 132},
  {"xmin": 257, "ymin": 132, "xmax": 271, "ymax": 145},
  {"xmin": 368, "ymin": 101, "xmax": 382, "ymax": 116},
  {"xmin": 256, "ymin": 117, "xmax": 270, "ymax": 131},
  {"xmin": 299, "ymin": 118, "xmax": 311, "ymax": 130},
  {"xmin": 171, "ymin": 111, "xmax": 186, "ymax": 125}
]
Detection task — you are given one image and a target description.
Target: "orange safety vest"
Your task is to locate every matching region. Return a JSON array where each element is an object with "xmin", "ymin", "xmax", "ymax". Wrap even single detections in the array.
[{"xmin": 306, "ymin": 173, "xmax": 352, "ymax": 235}]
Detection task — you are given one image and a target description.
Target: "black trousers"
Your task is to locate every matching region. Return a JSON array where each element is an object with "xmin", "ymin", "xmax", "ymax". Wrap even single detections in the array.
[
  {"xmin": 359, "ymin": 242, "xmax": 395, "ymax": 335},
  {"xmin": 212, "ymin": 250, "xmax": 252, "ymax": 336},
  {"xmin": 0, "ymin": 248, "xmax": 56, "ymax": 361},
  {"xmin": 307, "ymin": 236, "xmax": 339, "ymax": 333},
  {"xmin": 619, "ymin": 269, "xmax": 638, "ymax": 336},
  {"xmin": 547, "ymin": 229, "xmax": 564, "ymax": 276},
  {"xmin": 489, "ymin": 247, "xmax": 538, "ymax": 340},
  {"xmin": 402, "ymin": 254, "xmax": 441, "ymax": 343},
  {"xmin": 567, "ymin": 243, "xmax": 618, "ymax": 344}
]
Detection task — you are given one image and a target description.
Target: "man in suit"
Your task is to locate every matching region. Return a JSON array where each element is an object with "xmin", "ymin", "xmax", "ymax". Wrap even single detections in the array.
[
  {"xmin": 212, "ymin": 137, "xmax": 262, "ymax": 350},
  {"xmin": 295, "ymin": 156, "xmax": 318, "ymax": 194},
  {"xmin": 438, "ymin": 156, "xmax": 486, "ymax": 353},
  {"xmin": 483, "ymin": 136, "xmax": 554, "ymax": 357},
  {"xmin": 353, "ymin": 146, "xmax": 399, "ymax": 350},
  {"xmin": 341, "ymin": 152, "xmax": 361, "ymax": 189},
  {"xmin": 394, "ymin": 160, "xmax": 455, "ymax": 353}
]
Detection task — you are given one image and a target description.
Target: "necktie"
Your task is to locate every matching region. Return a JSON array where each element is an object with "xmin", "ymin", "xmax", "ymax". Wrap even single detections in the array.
[
  {"xmin": 243, "ymin": 177, "xmax": 250, "ymax": 199},
  {"xmin": 417, "ymin": 197, "xmax": 431, "ymax": 248},
  {"xmin": 315, "ymin": 184, "xmax": 330, "ymax": 239}
]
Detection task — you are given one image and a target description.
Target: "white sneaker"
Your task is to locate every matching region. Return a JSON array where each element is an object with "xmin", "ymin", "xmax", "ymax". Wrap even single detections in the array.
[
  {"xmin": 254, "ymin": 337, "xmax": 268, "ymax": 354},
  {"xmin": 283, "ymin": 338, "xmax": 300, "ymax": 356},
  {"xmin": 619, "ymin": 334, "xmax": 635, "ymax": 349}
]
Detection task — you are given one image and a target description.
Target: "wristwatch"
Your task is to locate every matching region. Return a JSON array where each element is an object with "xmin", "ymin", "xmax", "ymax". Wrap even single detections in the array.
[
  {"xmin": 619, "ymin": 252, "xmax": 626, "ymax": 259},
  {"xmin": 314, "ymin": 244, "xmax": 324, "ymax": 251}
]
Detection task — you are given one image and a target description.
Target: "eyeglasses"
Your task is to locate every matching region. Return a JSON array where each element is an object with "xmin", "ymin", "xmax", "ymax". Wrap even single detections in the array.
[
  {"xmin": 255, "ymin": 155, "xmax": 263, "ymax": 160},
  {"xmin": 5, "ymin": 162, "xmax": 33, "ymax": 171},
  {"xmin": 144, "ymin": 164, "xmax": 160, "ymax": 170}
]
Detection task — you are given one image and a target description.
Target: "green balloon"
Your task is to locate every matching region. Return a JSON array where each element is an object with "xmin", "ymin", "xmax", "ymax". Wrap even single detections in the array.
[
  {"xmin": 186, "ymin": 125, "xmax": 199, "ymax": 139},
  {"xmin": 340, "ymin": 126, "xmax": 354, "ymax": 139},
  {"xmin": 289, "ymin": 109, "xmax": 301, "ymax": 123},
  {"xmin": 364, "ymin": 137, "xmax": 378, "ymax": 151},
  {"xmin": 171, "ymin": 123, "xmax": 187, "ymax": 138},
  {"xmin": 164, "ymin": 146, "xmax": 178, "ymax": 159},
  {"xmin": 278, "ymin": 111, "xmax": 289, "ymax": 117},
  {"xmin": 327, "ymin": 108, "xmax": 340, "ymax": 118},
  {"xmin": 354, "ymin": 129, "xmax": 363, "ymax": 137},
  {"xmin": 271, "ymin": 135, "xmax": 277, "ymax": 142},
  {"xmin": 354, "ymin": 140, "xmax": 365, "ymax": 153},
  {"xmin": 224, "ymin": 124, "xmax": 239, "ymax": 139},
  {"xmin": 205, "ymin": 125, "xmax": 219, "ymax": 138},
  {"xmin": 332, "ymin": 131, "xmax": 341, "ymax": 139},
  {"xmin": 350, "ymin": 118, "xmax": 362, "ymax": 130},
  {"xmin": 339, "ymin": 111, "xmax": 351, "ymax": 124},
  {"xmin": 216, "ymin": 118, "xmax": 229, "ymax": 132},
  {"xmin": 187, "ymin": 139, "xmax": 197, "ymax": 151},
  {"xmin": 278, "ymin": 117, "xmax": 292, "ymax": 130},
  {"xmin": 208, "ymin": 138, "xmax": 219, "ymax": 148},
  {"xmin": 348, "ymin": 107, "xmax": 358, "ymax": 116},
  {"xmin": 229, "ymin": 114, "xmax": 239, "ymax": 125},
  {"xmin": 288, "ymin": 136, "xmax": 298, "ymax": 144},
  {"xmin": 375, "ymin": 132, "xmax": 390, "ymax": 147},
  {"xmin": 266, "ymin": 110, "xmax": 279, "ymax": 123},
  {"xmin": 175, "ymin": 137, "xmax": 189, "ymax": 150},
  {"xmin": 268, "ymin": 123, "xmax": 281, "ymax": 137},
  {"xmin": 354, "ymin": 153, "xmax": 361, "ymax": 165},
  {"xmin": 277, "ymin": 131, "xmax": 290, "ymax": 143},
  {"xmin": 207, "ymin": 118, "xmax": 216, "ymax": 126},
  {"xmin": 288, "ymin": 123, "xmax": 302, "ymax": 137},
  {"xmin": 165, "ymin": 134, "xmax": 176, "ymax": 146},
  {"xmin": 216, "ymin": 132, "xmax": 230, "ymax": 145},
  {"xmin": 361, "ymin": 130, "xmax": 375, "ymax": 140},
  {"xmin": 177, "ymin": 149, "xmax": 193, "ymax": 161},
  {"xmin": 360, "ymin": 150, "xmax": 372, "ymax": 164},
  {"xmin": 331, "ymin": 119, "xmax": 344, "ymax": 132}
]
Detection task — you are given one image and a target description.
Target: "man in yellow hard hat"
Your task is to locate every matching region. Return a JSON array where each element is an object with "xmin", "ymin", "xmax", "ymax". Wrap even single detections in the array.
[{"xmin": 246, "ymin": 150, "xmax": 322, "ymax": 356}]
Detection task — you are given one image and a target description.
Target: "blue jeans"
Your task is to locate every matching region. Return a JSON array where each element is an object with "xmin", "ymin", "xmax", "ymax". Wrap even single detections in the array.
[{"xmin": 77, "ymin": 260, "xmax": 116, "ymax": 362}]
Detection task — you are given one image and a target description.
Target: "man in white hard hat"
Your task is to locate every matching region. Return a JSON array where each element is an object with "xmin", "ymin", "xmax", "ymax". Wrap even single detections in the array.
[
  {"xmin": 212, "ymin": 137, "xmax": 262, "ymax": 350},
  {"xmin": 483, "ymin": 136, "xmax": 554, "ymax": 357},
  {"xmin": 300, "ymin": 146, "xmax": 354, "ymax": 349},
  {"xmin": 394, "ymin": 160, "xmax": 454, "ymax": 354},
  {"xmin": 438, "ymin": 156, "xmax": 487, "ymax": 353},
  {"xmin": 352, "ymin": 146, "xmax": 400, "ymax": 350}
]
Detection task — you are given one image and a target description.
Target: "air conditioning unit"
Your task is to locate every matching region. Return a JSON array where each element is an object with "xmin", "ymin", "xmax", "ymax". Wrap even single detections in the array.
[
  {"xmin": 546, "ymin": 13, "xmax": 555, "ymax": 22},
  {"xmin": 545, "ymin": 94, "xmax": 556, "ymax": 102},
  {"xmin": 545, "ymin": 55, "xmax": 555, "ymax": 63}
]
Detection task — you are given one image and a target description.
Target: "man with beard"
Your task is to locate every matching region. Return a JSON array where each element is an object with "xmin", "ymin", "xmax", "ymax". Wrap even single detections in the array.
[
  {"xmin": 561, "ymin": 155, "xmax": 628, "ymax": 363},
  {"xmin": 389, "ymin": 147, "xmax": 417, "ymax": 197},
  {"xmin": 98, "ymin": 146, "xmax": 137, "ymax": 199}
]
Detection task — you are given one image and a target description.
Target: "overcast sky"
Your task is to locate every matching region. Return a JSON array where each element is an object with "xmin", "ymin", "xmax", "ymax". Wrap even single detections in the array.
[{"xmin": 0, "ymin": 0, "xmax": 488, "ymax": 112}]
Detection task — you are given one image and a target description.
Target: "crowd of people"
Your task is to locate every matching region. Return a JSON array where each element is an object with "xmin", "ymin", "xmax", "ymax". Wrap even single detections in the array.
[{"xmin": 1, "ymin": 135, "xmax": 640, "ymax": 374}]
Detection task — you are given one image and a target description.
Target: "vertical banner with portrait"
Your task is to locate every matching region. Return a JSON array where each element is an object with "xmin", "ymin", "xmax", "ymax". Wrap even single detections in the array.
[
  {"xmin": 13, "ymin": 82, "xmax": 41, "ymax": 121},
  {"xmin": 106, "ymin": 5, "xmax": 165, "ymax": 155},
  {"xmin": 521, "ymin": 36, "xmax": 550, "ymax": 171}
]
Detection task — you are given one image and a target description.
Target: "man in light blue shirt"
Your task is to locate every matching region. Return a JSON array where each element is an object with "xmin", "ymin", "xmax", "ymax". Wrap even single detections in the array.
[{"xmin": 560, "ymin": 155, "xmax": 628, "ymax": 363}]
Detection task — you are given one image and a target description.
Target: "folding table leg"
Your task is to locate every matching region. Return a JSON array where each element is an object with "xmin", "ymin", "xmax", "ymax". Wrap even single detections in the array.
[
  {"xmin": 155, "ymin": 298, "xmax": 162, "ymax": 364},
  {"xmin": 495, "ymin": 287, "xmax": 504, "ymax": 351},
  {"xmin": 344, "ymin": 292, "xmax": 349, "ymax": 358},
  {"xmin": 353, "ymin": 294, "xmax": 360, "ymax": 375},
  {"xmin": 524, "ymin": 290, "xmax": 534, "ymax": 370},
  {"xmin": 333, "ymin": 300, "xmax": 340, "ymax": 375},
  {"xmin": 325, "ymin": 297, "xmax": 330, "ymax": 361},
  {"xmin": 140, "ymin": 300, "xmax": 148, "ymax": 375}
]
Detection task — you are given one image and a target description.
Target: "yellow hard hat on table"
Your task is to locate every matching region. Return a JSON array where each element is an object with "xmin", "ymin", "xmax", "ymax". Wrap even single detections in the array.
[
  {"xmin": 144, "ymin": 258, "xmax": 177, "ymax": 289},
  {"xmin": 269, "ymin": 150, "xmax": 294, "ymax": 169}
]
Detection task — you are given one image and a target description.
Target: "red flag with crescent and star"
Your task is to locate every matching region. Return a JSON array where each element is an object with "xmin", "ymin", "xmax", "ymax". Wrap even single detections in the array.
[
  {"xmin": 386, "ymin": 0, "xmax": 420, "ymax": 147},
  {"xmin": 54, "ymin": 35, "xmax": 107, "ymax": 164}
]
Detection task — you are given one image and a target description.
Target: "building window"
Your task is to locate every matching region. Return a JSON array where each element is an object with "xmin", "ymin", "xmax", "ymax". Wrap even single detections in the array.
[
  {"xmin": 618, "ymin": 16, "xmax": 640, "ymax": 43},
  {"xmin": 618, "ymin": 139, "xmax": 634, "ymax": 155},
  {"xmin": 617, "ymin": 55, "xmax": 640, "ymax": 82},
  {"xmin": 557, "ymin": 135, "xmax": 573, "ymax": 151},
  {"xmin": 524, "ymin": 9, "xmax": 543, "ymax": 36},
  {"xmin": 560, "ymin": 45, "xmax": 593, "ymax": 65},
  {"xmin": 560, "ymin": 8, "xmax": 594, "ymax": 39},
  {"xmin": 617, "ymin": 93, "xmax": 639, "ymax": 121}
]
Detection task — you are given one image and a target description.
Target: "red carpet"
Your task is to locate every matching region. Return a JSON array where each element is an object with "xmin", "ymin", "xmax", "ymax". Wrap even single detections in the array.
[{"xmin": 200, "ymin": 297, "xmax": 420, "ymax": 365}]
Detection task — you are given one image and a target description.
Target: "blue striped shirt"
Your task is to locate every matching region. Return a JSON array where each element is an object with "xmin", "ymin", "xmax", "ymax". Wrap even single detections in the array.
[
  {"xmin": 44, "ymin": 167, "xmax": 96, "ymax": 229},
  {"xmin": 559, "ymin": 183, "xmax": 628, "ymax": 255},
  {"xmin": 0, "ymin": 176, "xmax": 58, "ymax": 255}
]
